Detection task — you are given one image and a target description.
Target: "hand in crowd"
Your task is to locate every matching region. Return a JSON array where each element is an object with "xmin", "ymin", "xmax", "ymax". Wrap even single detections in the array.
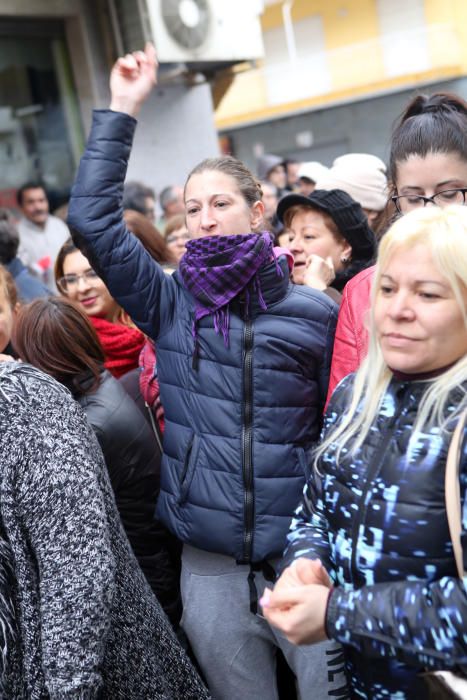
[
  {"xmin": 275, "ymin": 557, "xmax": 332, "ymax": 592},
  {"xmin": 260, "ymin": 558, "xmax": 332, "ymax": 645},
  {"xmin": 303, "ymin": 255, "xmax": 335, "ymax": 291},
  {"xmin": 110, "ymin": 42, "xmax": 158, "ymax": 117}
]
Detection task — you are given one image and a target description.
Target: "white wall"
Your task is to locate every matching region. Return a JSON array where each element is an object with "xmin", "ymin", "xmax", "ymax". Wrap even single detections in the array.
[{"xmin": 127, "ymin": 80, "xmax": 220, "ymax": 191}]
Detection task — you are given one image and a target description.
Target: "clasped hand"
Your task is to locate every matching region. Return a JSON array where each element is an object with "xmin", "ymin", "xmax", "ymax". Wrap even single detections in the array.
[{"xmin": 261, "ymin": 557, "xmax": 332, "ymax": 645}]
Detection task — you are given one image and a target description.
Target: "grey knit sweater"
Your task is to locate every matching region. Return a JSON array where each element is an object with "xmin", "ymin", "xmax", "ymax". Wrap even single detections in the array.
[{"xmin": 0, "ymin": 362, "xmax": 209, "ymax": 699}]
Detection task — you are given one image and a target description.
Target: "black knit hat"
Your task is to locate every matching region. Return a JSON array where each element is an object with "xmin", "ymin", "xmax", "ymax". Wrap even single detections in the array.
[{"xmin": 276, "ymin": 188, "xmax": 376, "ymax": 260}]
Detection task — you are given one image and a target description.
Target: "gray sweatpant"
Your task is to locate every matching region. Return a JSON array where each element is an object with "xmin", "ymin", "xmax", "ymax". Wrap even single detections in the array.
[{"xmin": 181, "ymin": 545, "xmax": 348, "ymax": 700}]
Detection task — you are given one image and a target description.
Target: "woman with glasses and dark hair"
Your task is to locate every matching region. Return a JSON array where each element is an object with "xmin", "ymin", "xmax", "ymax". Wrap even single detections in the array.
[
  {"xmin": 163, "ymin": 214, "xmax": 191, "ymax": 265},
  {"xmin": 55, "ymin": 238, "xmax": 146, "ymax": 378},
  {"xmin": 326, "ymin": 91, "xmax": 467, "ymax": 402},
  {"xmin": 12, "ymin": 296, "xmax": 183, "ymax": 629}
]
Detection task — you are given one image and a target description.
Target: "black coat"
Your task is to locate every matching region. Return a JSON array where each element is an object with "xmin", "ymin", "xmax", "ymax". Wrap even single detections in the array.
[
  {"xmin": 77, "ymin": 370, "xmax": 181, "ymax": 625},
  {"xmin": 282, "ymin": 375, "xmax": 467, "ymax": 698}
]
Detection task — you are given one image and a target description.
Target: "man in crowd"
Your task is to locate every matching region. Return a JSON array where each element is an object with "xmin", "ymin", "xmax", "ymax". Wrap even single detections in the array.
[
  {"xmin": 158, "ymin": 185, "xmax": 184, "ymax": 233},
  {"xmin": 257, "ymin": 154, "xmax": 288, "ymax": 198},
  {"xmin": 260, "ymin": 180, "xmax": 284, "ymax": 241},
  {"xmin": 296, "ymin": 162, "xmax": 329, "ymax": 196},
  {"xmin": 282, "ymin": 158, "xmax": 301, "ymax": 191},
  {"xmin": 16, "ymin": 182, "xmax": 69, "ymax": 288},
  {"xmin": 123, "ymin": 180, "xmax": 157, "ymax": 223}
]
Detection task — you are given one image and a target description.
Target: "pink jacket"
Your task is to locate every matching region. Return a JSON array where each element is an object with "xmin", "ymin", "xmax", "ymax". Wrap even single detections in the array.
[{"xmin": 326, "ymin": 265, "xmax": 375, "ymax": 405}]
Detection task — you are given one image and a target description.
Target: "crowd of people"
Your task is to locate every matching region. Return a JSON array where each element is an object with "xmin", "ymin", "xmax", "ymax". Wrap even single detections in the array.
[{"xmin": 0, "ymin": 42, "xmax": 465, "ymax": 699}]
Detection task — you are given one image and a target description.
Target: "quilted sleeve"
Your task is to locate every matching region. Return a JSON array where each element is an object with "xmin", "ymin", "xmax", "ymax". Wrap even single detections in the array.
[
  {"xmin": 280, "ymin": 468, "xmax": 336, "ymax": 580},
  {"xmin": 67, "ymin": 110, "xmax": 177, "ymax": 340},
  {"xmin": 326, "ymin": 435, "xmax": 467, "ymax": 670}
]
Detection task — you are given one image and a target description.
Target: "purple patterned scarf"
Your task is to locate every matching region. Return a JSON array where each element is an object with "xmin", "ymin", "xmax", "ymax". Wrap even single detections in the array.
[{"xmin": 179, "ymin": 232, "xmax": 281, "ymax": 349}]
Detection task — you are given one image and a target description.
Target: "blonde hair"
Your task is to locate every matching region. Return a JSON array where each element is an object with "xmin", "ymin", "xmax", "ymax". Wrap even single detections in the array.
[{"xmin": 316, "ymin": 205, "xmax": 467, "ymax": 466}]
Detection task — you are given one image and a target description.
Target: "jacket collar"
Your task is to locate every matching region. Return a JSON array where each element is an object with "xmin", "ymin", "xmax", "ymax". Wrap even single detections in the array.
[{"xmin": 233, "ymin": 255, "xmax": 290, "ymax": 318}]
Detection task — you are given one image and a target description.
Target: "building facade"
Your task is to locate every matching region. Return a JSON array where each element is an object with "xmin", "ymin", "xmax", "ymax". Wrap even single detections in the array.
[
  {"xmin": 216, "ymin": 0, "xmax": 467, "ymax": 172},
  {"xmin": 0, "ymin": 0, "xmax": 263, "ymax": 209}
]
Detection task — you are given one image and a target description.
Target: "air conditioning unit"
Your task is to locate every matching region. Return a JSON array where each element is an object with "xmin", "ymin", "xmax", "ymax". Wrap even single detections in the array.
[{"xmin": 145, "ymin": 0, "xmax": 265, "ymax": 63}]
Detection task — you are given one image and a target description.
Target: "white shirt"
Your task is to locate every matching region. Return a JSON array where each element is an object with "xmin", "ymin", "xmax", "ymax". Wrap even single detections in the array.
[{"xmin": 17, "ymin": 215, "xmax": 70, "ymax": 289}]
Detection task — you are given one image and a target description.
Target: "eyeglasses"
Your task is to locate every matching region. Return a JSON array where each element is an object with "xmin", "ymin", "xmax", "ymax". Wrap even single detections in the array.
[
  {"xmin": 166, "ymin": 231, "xmax": 190, "ymax": 245},
  {"xmin": 391, "ymin": 188, "xmax": 467, "ymax": 213},
  {"xmin": 57, "ymin": 269, "xmax": 99, "ymax": 292}
]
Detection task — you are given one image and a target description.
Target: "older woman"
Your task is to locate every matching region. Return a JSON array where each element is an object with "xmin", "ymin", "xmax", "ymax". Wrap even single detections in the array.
[
  {"xmin": 262, "ymin": 205, "xmax": 467, "ymax": 699},
  {"xmin": 276, "ymin": 188, "xmax": 376, "ymax": 304}
]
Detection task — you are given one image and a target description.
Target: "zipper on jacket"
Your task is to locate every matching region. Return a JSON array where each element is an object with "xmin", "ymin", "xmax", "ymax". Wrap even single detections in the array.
[
  {"xmin": 180, "ymin": 436, "xmax": 194, "ymax": 486},
  {"xmin": 349, "ymin": 383, "xmax": 410, "ymax": 586},
  {"xmin": 241, "ymin": 312, "xmax": 255, "ymax": 564}
]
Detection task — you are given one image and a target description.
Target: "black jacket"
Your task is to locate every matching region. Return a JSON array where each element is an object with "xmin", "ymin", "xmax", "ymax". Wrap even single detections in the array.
[
  {"xmin": 77, "ymin": 370, "xmax": 181, "ymax": 625},
  {"xmin": 283, "ymin": 375, "xmax": 467, "ymax": 699}
]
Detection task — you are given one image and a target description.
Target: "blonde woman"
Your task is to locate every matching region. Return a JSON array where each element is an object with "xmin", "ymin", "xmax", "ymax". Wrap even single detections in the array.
[{"xmin": 262, "ymin": 205, "xmax": 467, "ymax": 699}]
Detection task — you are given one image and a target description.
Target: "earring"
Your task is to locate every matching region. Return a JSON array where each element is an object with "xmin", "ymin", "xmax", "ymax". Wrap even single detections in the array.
[{"xmin": 340, "ymin": 256, "xmax": 349, "ymax": 263}]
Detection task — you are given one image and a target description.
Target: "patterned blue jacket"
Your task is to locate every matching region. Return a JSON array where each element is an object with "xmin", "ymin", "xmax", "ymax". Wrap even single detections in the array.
[
  {"xmin": 67, "ymin": 110, "xmax": 338, "ymax": 563},
  {"xmin": 282, "ymin": 374, "xmax": 467, "ymax": 699}
]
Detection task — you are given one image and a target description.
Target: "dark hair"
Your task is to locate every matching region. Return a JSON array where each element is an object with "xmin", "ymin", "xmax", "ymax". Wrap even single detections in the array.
[
  {"xmin": 332, "ymin": 260, "xmax": 375, "ymax": 292},
  {"xmin": 0, "ymin": 264, "xmax": 18, "ymax": 309},
  {"xmin": 123, "ymin": 209, "xmax": 175, "ymax": 263},
  {"xmin": 13, "ymin": 297, "xmax": 105, "ymax": 396},
  {"xmin": 159, "ymin": 185, "xmax": 180, "ymax": 211},
  {"xmin": 122, "ymin": 181, "xmax": 156, "ymax": 216},
  {"xmin": 0, "ymin": 209, "xmax": 19, "ymax": 263},
  {"xmin": 185, "ymin": 156, "xmax": 263, "ymax": 208},
  {"xmin": 389, "ymin": 92, "xmax": 467, "ymax": 188},
  {"xmin": 54, "ymin": 237, "xmax": 79, "ymax": 289},
  {"xmin": 16, "ymin": 181, "xmax": 47, "ymax": 207}
]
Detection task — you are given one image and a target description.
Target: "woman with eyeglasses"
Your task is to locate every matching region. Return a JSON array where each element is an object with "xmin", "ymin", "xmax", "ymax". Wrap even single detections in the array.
[
  {"xmin": 55, "ymin": 238, "xmax": 146, "ymax": 378},
  {"xmin": 164, "ymin": 214, "xmax": 191, "ymax": 264},
  {"xmin": 326, "ymin": 92, "xmax": 467, "ymax": 402}
]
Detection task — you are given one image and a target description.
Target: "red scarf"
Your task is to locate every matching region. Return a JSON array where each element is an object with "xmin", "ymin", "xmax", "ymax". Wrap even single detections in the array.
[{"xmin": 90, "ymin": 316, "xmax": 145, "ymax": 379}]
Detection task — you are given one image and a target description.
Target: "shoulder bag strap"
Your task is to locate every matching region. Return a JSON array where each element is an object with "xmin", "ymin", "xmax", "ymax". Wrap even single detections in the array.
[{"xmin": 444, "ymin": 409, "xmax": 467, "ymax": 579}]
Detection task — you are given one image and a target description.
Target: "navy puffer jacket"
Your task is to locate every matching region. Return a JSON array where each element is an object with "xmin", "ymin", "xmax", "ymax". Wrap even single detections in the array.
[
  {"xmin": 68, "ymin": 110, "xmax": 338, "ymax": 563},
  {"xmin": 283, "ymin": 374, "xmax": 467, "ymax": 699}
]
